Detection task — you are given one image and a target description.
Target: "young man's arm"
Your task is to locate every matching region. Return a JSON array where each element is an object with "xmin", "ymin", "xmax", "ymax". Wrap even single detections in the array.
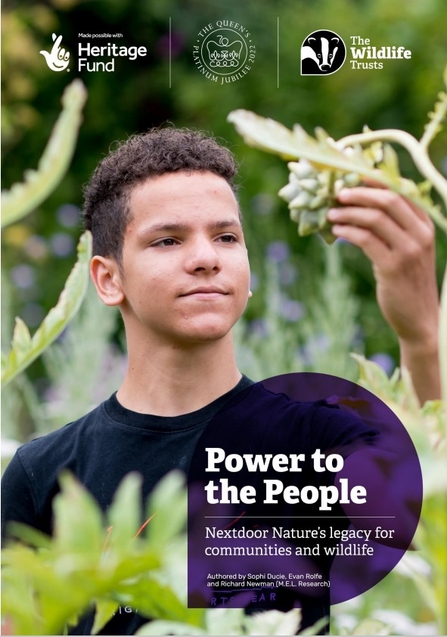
[
  {"xmin": 1, "ymin": 452, "xmax": 40, "ymax": 543},
  {"xmin": 327, "ymin": 185, "xmax": 440, "ymax": 405}
]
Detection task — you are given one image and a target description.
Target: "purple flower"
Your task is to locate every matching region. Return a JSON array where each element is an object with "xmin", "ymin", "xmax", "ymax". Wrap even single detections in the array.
[
  {"xmin": 50, "ymin": 233, "xmax": 75, "ymax": 258},
  {"xmin": 279, "ymin": 262, "xmax": 298, "ymax": 286},
  {"xmin": 266, "ymin": 241, "xmax": 290, "ymax": 263},
  {"xmin": 248, "ymin": 318, "xmax": 269, "ymax": 338},
  {"xmin": 369, "ymin": 352, "xmax": 395, "ymax": 376},
  {"xmin": 156, "ymin": 31, "xmax": 184, "ymax": 58},
  {"xmin": 279, "ymin": 298, "xmax": 304, "ymax": 322},
  {"xmin": 11, "ymin": 264, "xmax": 35, "ymax": 289},
  {"xmin": 301, "ymin": 334, "xmax": 330, "ymax": 365},
  {"xmin": 57, "ymin": 204, "xmax": 81, "ymax": 229}
]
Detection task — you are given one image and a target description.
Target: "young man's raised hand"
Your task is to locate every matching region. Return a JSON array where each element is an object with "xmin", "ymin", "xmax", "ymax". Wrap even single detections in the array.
[{"xmin": 327, "ymin": 183, "xmax": 441, "ymax": 405}]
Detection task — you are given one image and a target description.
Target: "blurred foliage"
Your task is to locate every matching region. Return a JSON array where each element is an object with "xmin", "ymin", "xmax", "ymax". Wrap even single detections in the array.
[
  {"xmin": 330, "ymin": 355, "xmax": 446, "ymax": 636},
  {"xmin": 1, "ymin": 231, "xmax": 91, "ymax": 388},
  {"xmin": 2, "ymin": 80, "xmax": 87, "ymax": 227},
  {"xmin": 1, "ymin": 77, "xmax": 91, "ymax": 390},
  {"xmin": 1, "ymin": 471, "xmax": 321, "ymax": 636}
]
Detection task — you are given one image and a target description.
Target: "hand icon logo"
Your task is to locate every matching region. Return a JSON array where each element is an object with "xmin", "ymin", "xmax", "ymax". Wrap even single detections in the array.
[{"xmin": 40, "ymin": 33, "xmax": 70, "ymax": 72}]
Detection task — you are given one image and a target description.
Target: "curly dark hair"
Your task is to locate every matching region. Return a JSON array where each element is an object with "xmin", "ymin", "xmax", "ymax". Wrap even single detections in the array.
[{"xmin": 82, "ymin": 126, "xmax": 239, "ymax": 262}]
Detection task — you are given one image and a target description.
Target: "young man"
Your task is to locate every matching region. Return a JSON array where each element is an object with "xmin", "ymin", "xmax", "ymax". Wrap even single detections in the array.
[{"xmin": 1, "ymin": 127, "xmax": 438, "ymax": 634}]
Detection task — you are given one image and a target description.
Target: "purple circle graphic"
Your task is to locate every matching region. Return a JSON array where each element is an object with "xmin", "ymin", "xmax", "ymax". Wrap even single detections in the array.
[{"xmin": 187, "ymin": 372, "xmax": 422, "ymax": 619}]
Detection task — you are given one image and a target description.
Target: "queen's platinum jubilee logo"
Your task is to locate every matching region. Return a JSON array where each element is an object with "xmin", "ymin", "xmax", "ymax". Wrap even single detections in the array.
[{"xmin": 193, "ymin": 20, "xmax": 256, "ymax": 84}]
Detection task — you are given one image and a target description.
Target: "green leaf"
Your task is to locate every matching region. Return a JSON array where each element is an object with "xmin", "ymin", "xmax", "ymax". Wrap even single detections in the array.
[
  {"xmin": 145, "ymin": 471, "xmax": 186, "ymax": 549},
  {"xmin": 107, "ymin": 472, "xmax": 143, "ymax": 549},
  {"xmin": 5, "ymin": 522, "xmax": 52, "ymax": 550},
  {"xmin": 53, "ymin": 472, "xmax": 104, "ymax": 556},
  {"xmin": 2, "ymin": 547, "xmax": 89, "ymax": 634},
  {"xmin": 10, "ymin": 318, "xmax": 32, "ymax": 352},
  {"xmin": 2, "ymin": 231, "xmax": 92, "ymax": 388},
  {"xmin": 377, "ymin": 143, "xmax": 402, "ymax": 182},
  {"xmin": 1, "ymin": 80, "xmax": 87, "ymax": 228},
  {"xmin": 106, "ymin": 552, "xmax": 161, "ymax": 583},
  {"xmin": 227, "ymin": 110, "xmax": 375, "ymax": 176},
  {"xmin": 299, "ymin": 616, "xmax": 330, "ymax": 636},
  {"xmin": 421, "ymin": 89, "xmax": 447, "ymax": 149},
  {"xmin": 116, "ymin": 577, "xmax": 200, "ymax": 625},
  {"xmin": 91, "ymin": 599, "xmax": 120, "ymax": 635}
]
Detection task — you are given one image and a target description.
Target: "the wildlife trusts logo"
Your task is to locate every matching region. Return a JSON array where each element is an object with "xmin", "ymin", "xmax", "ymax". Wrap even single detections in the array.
[
  {"xmin": 301, "ymin": 29, "xmax": 346, "ymax": 76},
  {"xmin": 193, "ymin": 20, "xmax": 256, "ymax": 84},
  {"xmin": 40, "ymin": 33, "xmax": 70, "ymax": 72}
]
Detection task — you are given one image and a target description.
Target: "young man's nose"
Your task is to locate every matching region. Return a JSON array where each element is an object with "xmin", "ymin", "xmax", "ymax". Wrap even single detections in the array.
[{"xmin": 185, "ymin": 238, "xmax": 222, "ymax": 273}]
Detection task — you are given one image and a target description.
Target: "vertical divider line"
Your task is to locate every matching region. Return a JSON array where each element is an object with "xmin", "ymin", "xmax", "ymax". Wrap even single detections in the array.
[{"xmin": 169, "ymin": 16, "xmax": 172, "ymax": 88}]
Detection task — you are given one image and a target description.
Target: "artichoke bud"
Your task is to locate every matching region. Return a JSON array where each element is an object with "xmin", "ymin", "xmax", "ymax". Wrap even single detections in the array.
[
  {"xmin": 319, "ymin": 224, "xmax": 337, "ymax": 244},
  {"xmin": 298, "ymin": 178, "xmax": 320, "ymax": 193},
  {"xmin": 334, "ymin": 178, "xmax": 345, "ymax": 195},
  {"xmin": 278, "ymin": 181, "xmax": 301, "ymax": 202},
  {"xmin": 400, "ymin": 177, "xmax": 422, "ymax": 198},
  {"xmin": 317, "ymin": 171, "xmax": 331, "ymax": 187},
  {"xmin": 317, "ymin": 206, "xmax": 330, "ymax": 228},
  {"xmin": 281, "ymin": 152, "xmax": 365, "ymax": 244},
  {"xmin": 299, "ymin": 210, "xmax": 320, "ymax": 236},
  {"xmin": 309, "ymin": 194, "xmax": 327, "ymax": 210},
  {"xmin": 289, "ymin": 207, "xmax": 303, "ymax": 223},
  {"xmin": 363, "ymin": 141, "xmax": 384, "ymax": 165},
  {"xmin": 371, "ymin": 142, "xmax": 384, "ymax": 164},
  {"xmin": 288, "ymin": 160, "xmax": 315, "ymax": 179},
  {"xmin": 343, "ymin": 172, "xmax": 361, "ymax": 187},
  {"xmin": 289, "ymin": 190, "xmax": 313, "ymax": 209}
]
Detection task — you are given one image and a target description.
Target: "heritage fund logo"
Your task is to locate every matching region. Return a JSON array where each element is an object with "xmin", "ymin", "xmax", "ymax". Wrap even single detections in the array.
[
  {"xmin": 193, "ymin": 20, "xmax": 256, "ymax": 84},
  {"xmin": 40, "ymin": 33, "xmax": 70, "ymax": 72},
  {"xmin": 301, "ymin": 30, "xmax": 346, "ymax": 76},
  {"xmin": 40, "ymin": 32, "xmax": 146, "ymax": 73}
]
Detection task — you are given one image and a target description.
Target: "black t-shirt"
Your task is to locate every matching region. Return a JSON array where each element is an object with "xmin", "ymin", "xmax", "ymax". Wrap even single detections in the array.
[
  {"xmin": 2, "ymin": 376, "xmax": 374, "ymax": 635},
  {"xmin": 2, "ymin": 376, "xmax": 253, "ymax": 540}
]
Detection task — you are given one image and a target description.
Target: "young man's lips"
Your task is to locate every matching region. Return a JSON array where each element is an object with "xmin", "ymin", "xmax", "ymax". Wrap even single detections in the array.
[{"xmin": 180, "ymin": 287, "xmax": 228, "ymax": 297}]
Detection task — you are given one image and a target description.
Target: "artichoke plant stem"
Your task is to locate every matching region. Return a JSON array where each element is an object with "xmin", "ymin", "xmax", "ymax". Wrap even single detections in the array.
[{"xmin": 338, "ymin": 129, "xmax": 447, "ymax": 234}]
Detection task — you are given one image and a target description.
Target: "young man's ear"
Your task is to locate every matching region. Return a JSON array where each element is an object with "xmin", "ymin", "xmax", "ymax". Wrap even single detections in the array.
[{"xmin": 90, "ymin": 255, "xmax": 125, "ymax": 306}]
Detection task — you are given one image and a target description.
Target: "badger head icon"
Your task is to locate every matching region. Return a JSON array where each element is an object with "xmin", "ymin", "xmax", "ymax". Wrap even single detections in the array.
[{"xmin": 301, "ymin": 30, "xmax": 346, "ymax": 75}]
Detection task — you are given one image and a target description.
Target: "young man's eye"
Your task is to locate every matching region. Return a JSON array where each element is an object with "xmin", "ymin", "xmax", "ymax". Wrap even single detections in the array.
[
  {"xmin": 218, "ymin": 234, "xmax": 238, "ymax": 243},
  {"xmin": 152, "ymin": 237, "xmax": 178, "ymax": 247}
]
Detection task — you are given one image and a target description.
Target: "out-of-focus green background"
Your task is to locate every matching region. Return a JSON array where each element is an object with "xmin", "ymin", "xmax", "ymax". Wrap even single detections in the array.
[{"xmin": 2, "ymin": 0, "xmax": 446, "ymax": 431}]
